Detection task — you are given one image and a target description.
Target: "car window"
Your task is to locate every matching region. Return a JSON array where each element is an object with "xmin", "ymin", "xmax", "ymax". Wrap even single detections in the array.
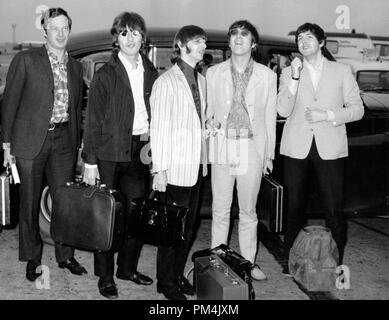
[
  {"xmin": 79, "ymin": 51, "xmax": 112, "ymax": 88},
  {"xmin": 374, "ymin": 44, "xmax": 389, "ymax": 58},
  {"xmin": 357, "ymin": 70, "xmax": 389, "ymax": 91},
  {"xmin": 150, "ymin": 47, "xmax": 227, "ymax": 74},
  {"xmin": 326, "ymin": 40, "xmax": 339, "ymax": 55}
]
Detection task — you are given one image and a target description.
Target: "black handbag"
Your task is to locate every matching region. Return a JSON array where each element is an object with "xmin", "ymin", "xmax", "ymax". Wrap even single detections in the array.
[{"xmin": 131, "ymin": 190, "xmax": 188, "ymax": 248}]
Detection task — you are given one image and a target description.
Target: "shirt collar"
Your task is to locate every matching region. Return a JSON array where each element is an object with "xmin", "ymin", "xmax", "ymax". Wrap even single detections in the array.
[
  {"xmin": 177, "ymin": 58, "xmax": 196, "ymax": 73},
  {"xmin": 118, "ymin": 51, "xmax": 144, "ymax": 72},
  {"xmin": 303, "ymin": 55, "xmax": 324, "ymax": 72},
  {"xmin": 45, "ymin": 45, "xmax": 68, "ymax": 65}
]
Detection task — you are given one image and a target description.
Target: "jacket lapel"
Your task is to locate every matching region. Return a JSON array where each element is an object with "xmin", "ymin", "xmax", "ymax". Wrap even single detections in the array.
[
  {"xmin": 300, "ymin": 66, "xmax": 315, "ymax": 95},
  {"xmin": 220, "ymin": 60, "xmax": 233, "ymax": 112},
  {"xmin": 40, "ymin": 47, "xmax": 55, "ymax": 86},
  {"xmin": 246, "ymin": 65, "xmax": 264, "ymax": 94},
  {"xmin": 314, "ymin": 59, "xmax": 329, "ymax": 95},
  {"xmin": 197, "ymin": 74, "xmax": 206, "ymax": 116},
  {"xmin": 66, "ymin": 57, "xmax": 75, "ymax": 113},
  {"xmin": 116, "ymin": 60, "xmax": 133, "ymax": 92},
  {"xmin": 173, "ymin": 64, "xmax": 195, "ymax": 107},
  {"xmin": 142, "ymin": 54, "xmax": 155, "ymax": 119}
]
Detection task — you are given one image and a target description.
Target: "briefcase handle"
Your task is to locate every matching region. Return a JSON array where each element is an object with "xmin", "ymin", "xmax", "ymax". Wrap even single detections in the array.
[{"xmin": 65, "ymin": 181, "xmax": 112, "ymax": 199}]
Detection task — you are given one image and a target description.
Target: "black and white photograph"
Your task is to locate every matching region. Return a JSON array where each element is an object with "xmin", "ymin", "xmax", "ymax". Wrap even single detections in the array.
[{"xmin": 0, "ymin": 0, "xmax": 388, "ymax": 309}]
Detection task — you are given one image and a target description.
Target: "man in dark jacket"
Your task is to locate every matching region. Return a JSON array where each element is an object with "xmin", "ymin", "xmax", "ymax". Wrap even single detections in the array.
[
  {"xmin": 2, "ymin": 8, "xmax": 86, "ymax": 281},
  {"xmin": 82, "ymin": 12, "xmax": 158, "ymax": 299}
]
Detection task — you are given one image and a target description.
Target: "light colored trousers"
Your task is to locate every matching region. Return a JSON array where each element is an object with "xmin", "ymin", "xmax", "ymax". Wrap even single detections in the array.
[{"xmin": 211, "ymin": 138, "xmax": 263, "ymax": 263}]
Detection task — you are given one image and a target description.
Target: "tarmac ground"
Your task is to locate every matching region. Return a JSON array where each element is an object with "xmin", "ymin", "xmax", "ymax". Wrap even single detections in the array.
[{"xmin": 0, "ymin": 215, "xmax": 388, "ymax": 301}]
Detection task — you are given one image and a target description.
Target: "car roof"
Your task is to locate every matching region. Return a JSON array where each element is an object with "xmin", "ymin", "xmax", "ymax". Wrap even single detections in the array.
[
  {"xmin": 288, "ymin": 31, "xmax": 371, "ymax": 39},
  {"xmin": 67, "ymin": 28, "xmax": 295, "ymax": 57},
  {"xmin": 338, "ymin": 58, "xmax": 389, "ymax": 72}
]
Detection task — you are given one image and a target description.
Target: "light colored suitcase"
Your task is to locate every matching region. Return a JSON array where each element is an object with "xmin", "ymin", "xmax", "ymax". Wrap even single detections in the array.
[
  {"xmin": 0, "ymin": 171, "xmax": 11, "ymax": 229},
  {"xmin": 195, "ymin": 255, "xmax": 249, "ymax": 300}
]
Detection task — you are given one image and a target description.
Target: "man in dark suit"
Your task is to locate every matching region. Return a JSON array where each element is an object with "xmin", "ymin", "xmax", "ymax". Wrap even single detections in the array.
[
  {"xmin": 2, "ymin": 7, "xmax": 87, "ymax": 282},
  {"xmin": 82, "ymin": 12, "xmax": 158, "ymax": 299}
]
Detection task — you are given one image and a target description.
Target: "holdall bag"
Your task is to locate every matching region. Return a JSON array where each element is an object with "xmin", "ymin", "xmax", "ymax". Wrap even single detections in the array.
[
  {"xmin": 289, "ymin": 225, "xmax": 339, "ymax": 291},
  {"xmin": 51, "ymin": 182, "xmax": 125, "ymax": 252},
  {"xmin": 131, "ymin": 190, "xmax": 188, "ymax": 248},
  {"xmin": 191, "ymin": 244, "xmax": 255, "ymax": 300}
]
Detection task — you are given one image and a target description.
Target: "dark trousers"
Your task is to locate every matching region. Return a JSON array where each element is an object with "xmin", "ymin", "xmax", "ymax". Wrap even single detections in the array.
[
  {"xmin": 94, "ymin": 137, "xmax": 148, "ymax": 278},
  {"xmin": 283, "ymin": 138, "xmax": 346, "ymax": 264},
  {"xmin": 156, "ymin": 167, "xmax": 202, "ymax": 289},
  {"xmin": 16, "ymin": 124, "xmax": 76, "ymax": 263}
]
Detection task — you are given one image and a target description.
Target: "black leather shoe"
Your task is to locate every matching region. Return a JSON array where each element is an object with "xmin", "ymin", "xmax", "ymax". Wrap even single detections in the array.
[
  {"xmin": 58, "ymin": 257, "xmax": 87, "ymax": 275},
  {"xmin": 157, "ymin": 283, "xmax": 187, "ymax": 301},
  {"xmin": 178, "ymin": 276, "xmax": 195, "ymax": 296},
  {"xmin": 26, "ymin": 260, "xmax": 42, "ymax": 282},
  {"xmin": 282, "ymin": 265, "xmax": 293, "ymax": 277},
  {"xmin": 98, "ymin": 278, "xmax": 118, "ymax": 299},
  {"xmin": 116, "ymin": 271, "xmax": 153, "ymax": 285}
]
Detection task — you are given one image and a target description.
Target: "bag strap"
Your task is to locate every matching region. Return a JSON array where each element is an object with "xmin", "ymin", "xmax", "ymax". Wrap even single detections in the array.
[{"xmin": 148, "ymin": 189, "xmax": 178, "ymax": 205}]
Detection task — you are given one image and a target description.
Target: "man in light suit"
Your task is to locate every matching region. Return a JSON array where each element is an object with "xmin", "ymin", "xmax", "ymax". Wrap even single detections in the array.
[
  {"xmin": 150, "ymin": 25, "xmax": 208, "ymax": 300},
  {"xmin": 277, "ymin": 23, "xmax": 364, "ymax": 274},
  {"xmin": 2, "ymin": 8, "xmax": 87, "ymax": 281},
  {"xmin": 206, "ymin": 20, "xmax": 277, "ymax": 281}
]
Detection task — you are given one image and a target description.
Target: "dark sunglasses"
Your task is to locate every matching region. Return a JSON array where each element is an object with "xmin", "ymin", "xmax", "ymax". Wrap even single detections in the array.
[{"xmin": 119, "ymin": 29, "xmax": 141, "ymax": 37}]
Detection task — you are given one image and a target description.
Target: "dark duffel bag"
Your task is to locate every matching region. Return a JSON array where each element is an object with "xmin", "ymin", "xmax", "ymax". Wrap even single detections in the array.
[
  {"xmin": 130, "ymin": 190, "xmax": 188, "ymax": 248},
  {"xmin": 191, "ymin": 244, "xmax": 255, "ymax": 300},
  {"xmin": 51, "ymin": 182, "xmax": 125, "ymax": 252}
]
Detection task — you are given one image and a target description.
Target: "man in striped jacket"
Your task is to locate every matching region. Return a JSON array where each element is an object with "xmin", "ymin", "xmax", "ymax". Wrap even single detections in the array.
[{"xmin": 150, "ymin": 25, "xmax": 208, "ymax": 300}]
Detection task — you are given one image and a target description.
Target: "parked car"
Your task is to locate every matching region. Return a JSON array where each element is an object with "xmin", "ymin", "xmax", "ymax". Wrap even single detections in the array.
[{"xmin": 338, "ymin": 59, "xmax": 389, "ymax": 112}]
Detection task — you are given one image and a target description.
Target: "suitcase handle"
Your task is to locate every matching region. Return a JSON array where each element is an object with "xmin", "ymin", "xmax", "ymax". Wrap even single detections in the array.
[
  {"xmin": 199, "ymin": 256, "xmax": 240, "ymax": 285},
  {"xmin": 64, "ymin": 182, "xmax": 109, "ymax": 199}
]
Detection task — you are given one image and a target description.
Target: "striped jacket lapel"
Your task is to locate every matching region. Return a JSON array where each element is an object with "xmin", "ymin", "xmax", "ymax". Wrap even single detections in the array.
[{"xmin": 172, "ymin": 64, "xmax": 195, "ymax": 107}]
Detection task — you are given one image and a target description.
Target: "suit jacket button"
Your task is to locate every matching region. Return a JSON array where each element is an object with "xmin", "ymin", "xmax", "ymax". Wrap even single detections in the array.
[
  {"xmin": 314, "ymin": 98, "xmax": 318, "ymax": 102},
  {"xmin": 125, "ymin": 150, "xmax": 129, "ymax": 154}
]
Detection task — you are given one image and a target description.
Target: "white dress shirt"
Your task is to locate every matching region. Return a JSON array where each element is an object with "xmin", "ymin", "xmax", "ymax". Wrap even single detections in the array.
[{"xmin": 118, "ymin": 51, "xmax": 149, "ymax": 135}]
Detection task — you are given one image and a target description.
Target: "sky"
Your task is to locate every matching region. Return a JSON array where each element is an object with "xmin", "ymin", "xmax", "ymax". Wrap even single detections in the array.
[{"xmin": 0, "ymin": 0, "xmax": 388, "ymax": 43}]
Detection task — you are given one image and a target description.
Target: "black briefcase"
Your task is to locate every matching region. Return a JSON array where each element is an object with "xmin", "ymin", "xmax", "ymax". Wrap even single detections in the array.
[
  {"xmin": 131, "ymin": 191, "xmax": 188, "ymax": 247},
  {"xmin": 51, "ymin": 182, "xmax": 125, "ymax": 252},
  {"xmin": 195, "ymin": 255, "xmax": 249, "ymax": 300},
  {"xmin": 257, "ymin": 175, "xmax": 284, "ymax": 233}
]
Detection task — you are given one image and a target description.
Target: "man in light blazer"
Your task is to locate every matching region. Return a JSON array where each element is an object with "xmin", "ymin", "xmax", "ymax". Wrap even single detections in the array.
[
  {"xmin": 150, "ymin": 25, "xmax": 208, "ymax": 300},
  {"xmin": 277, "ymin": 23, "xmax": 364, "ymax": 274},
  {"xmin": 206, "ymin": 20, "xmax": 277, "ymax": 281}
]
